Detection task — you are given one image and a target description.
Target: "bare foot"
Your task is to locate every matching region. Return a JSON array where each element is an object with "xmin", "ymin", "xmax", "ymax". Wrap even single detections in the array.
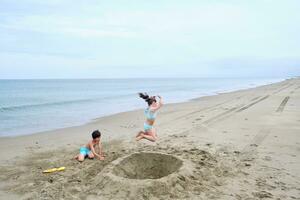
[
  {"xmin": 136, "ymin": 131, "xmax": 144, "ymax": 138},
  {"xmin": 136, "ymin": 133, "xmax": 144, "ymax": 141}
]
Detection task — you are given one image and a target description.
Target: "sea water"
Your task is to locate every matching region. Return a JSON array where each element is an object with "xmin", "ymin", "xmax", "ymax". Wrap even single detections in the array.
[{"xmin": 0, "ymin": 78, "xmax": 284, "ymax": 137}]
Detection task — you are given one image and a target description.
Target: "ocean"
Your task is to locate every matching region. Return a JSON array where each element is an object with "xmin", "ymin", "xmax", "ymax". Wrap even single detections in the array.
[{"xmin": 0, "ymin": 78, "xmax": 284, "ymax": 137}]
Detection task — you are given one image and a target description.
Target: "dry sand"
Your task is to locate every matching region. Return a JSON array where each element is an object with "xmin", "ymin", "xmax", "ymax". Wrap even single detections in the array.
[{"xmin": 0, "ymin": 78, "xmax": 299, "ymax": 200}]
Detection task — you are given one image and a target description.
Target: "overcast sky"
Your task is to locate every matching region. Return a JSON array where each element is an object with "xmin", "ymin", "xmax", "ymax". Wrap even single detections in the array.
[{"xmin": 0, "ymin": 0, "xmax": 299, "ymax": 79}]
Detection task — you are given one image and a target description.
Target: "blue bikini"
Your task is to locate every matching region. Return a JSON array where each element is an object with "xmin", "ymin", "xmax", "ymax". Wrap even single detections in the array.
[{"xmin": 144, "ymin": 108, "xmax": 157, "ymax": 131}]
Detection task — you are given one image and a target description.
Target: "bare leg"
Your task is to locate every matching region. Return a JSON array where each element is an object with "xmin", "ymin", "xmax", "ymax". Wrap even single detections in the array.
[
  {"xmin": 151, "ymin": 128, "xmax": 157, "ymax": 140},
  {"xmin": 77, "ymin": 154, "xmax": 85, "ymax": 162},
  {"xmin": 136, "ymin": 131, "xmax": 144, "ymax": 138},
  {"xmin": 142, "ymin": 134, "xmax": 156, "ymax": 142},
  {"xmin": 141, "ymin": 129, "xmax": 157, "ymax": 142},
  {"xmin": 136, "ymin": 131, "xmax": 145, "ymax": 141},
  {"xmin": 136, "ymin": 134, "xmax": 144, "ymax": 141},
  {"xmin": 88, "ymin": 152, "xmax": 95, "ymax": 159}
]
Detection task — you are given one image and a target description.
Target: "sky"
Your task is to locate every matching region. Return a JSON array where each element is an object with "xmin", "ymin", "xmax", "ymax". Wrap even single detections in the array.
[{"xmin": 0, "ymin": 0, "xmax": 299, "ymax": 79}]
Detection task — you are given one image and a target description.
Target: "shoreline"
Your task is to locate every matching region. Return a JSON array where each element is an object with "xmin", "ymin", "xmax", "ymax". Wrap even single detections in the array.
[
  {"xmin": 0, "ymin": 77, "xmax": 294, "ymax": 161},
  {"xmin": 0, "ymin": 77, "xmax": 288, "ymax": 139},
  {"xmin": 0, "ymin": 77, "xmax": 299, "ymax": 199}
]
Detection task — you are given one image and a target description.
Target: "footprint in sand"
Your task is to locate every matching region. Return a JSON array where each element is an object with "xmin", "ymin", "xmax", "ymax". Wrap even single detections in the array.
[
  {"xmin": 233, "ymin": 151, "xmax": 240, "ymax": 154},
  {"xmin": 263, "ymin": 156, "xmax": 272, "ymax": 161}
]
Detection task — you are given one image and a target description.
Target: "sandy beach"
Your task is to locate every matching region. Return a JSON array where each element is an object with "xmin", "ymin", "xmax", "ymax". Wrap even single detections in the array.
[{"xmin": 0, "ymin": 78, "xmax": 299, "ymax": 200}]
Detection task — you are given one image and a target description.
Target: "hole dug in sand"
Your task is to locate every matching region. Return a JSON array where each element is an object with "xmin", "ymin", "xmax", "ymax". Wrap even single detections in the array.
[
  {"xmin": 113, "ymin": 152, "xmax": 183, "ymax": 179},
  {"xmin": 89, "ymin": 152, "xmax": 195, "ymax": 199}
]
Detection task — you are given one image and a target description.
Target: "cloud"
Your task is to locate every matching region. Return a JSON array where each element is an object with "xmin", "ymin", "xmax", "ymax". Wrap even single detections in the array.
[
  {"xmin": 0, "ymin": 1, "xmax": 299, "ymax": 78},
  {"xmin": 0, "ymin": 14, "xmax": 138, "ymax": 39}
]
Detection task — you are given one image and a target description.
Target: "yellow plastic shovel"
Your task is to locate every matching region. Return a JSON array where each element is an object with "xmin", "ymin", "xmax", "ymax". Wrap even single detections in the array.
[{"xmin": 43, "ymin": 167, "xmax": 65, "ymax": 173}]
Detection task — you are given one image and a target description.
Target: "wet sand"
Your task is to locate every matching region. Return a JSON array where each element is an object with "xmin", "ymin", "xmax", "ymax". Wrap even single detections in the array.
[{"xmin": 0, "ymin": 78, "xmax": 299, "ymax": 199}]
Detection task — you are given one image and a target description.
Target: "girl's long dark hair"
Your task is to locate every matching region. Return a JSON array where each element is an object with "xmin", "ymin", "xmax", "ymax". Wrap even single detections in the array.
[{"xmin": 138, "ymin": 92, "xmax": 156, "ymax": 106}]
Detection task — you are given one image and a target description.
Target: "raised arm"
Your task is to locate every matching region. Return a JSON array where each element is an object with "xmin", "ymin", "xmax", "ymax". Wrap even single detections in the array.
[
  {"xmin": 158, "ymin": 95, "xmax": 163, "ymax": 105},
  {"xmin": 150, "ymin": 95, "xmax": 163, "ymax": 111}
]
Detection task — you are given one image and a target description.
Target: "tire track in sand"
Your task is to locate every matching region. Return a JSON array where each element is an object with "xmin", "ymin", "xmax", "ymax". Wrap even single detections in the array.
[
  {"xmin": 240, "ymin": 128, "xmax": 271, "ymax": 158},
  {"xmin": 276, "ymin": 96, "xmax": 290, "ymax": 113},
  {"xmin": 272, "ymin": 84, "xmax": 293, "ymax": 95},
  {"xmin": 236, "ymin": 95, "xmax": 269, "ymax": 113},
  {"xmin": 202, "ymin": 95, "xmax": 270, "ymax": 125}
]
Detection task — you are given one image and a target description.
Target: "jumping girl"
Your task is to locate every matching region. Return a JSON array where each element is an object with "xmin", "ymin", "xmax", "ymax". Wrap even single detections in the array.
[{"xmin": 136, "ymin": 93, "xmax": 163, "ymax": 142}]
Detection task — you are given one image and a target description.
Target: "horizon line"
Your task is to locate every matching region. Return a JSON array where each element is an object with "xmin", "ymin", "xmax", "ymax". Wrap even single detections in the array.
[{"xmin": 0, "ymin": 76, "xmax": 296, "ymax": 80}]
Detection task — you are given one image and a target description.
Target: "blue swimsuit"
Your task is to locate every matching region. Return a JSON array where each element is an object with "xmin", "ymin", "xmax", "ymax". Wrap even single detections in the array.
[
  {"xmin": 79, "ymin": 147, "xmax": 91, "ymax": 156},
  {"xmin": 144, "ymin": 108, "xmax": 157, "ymax": 131}
]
